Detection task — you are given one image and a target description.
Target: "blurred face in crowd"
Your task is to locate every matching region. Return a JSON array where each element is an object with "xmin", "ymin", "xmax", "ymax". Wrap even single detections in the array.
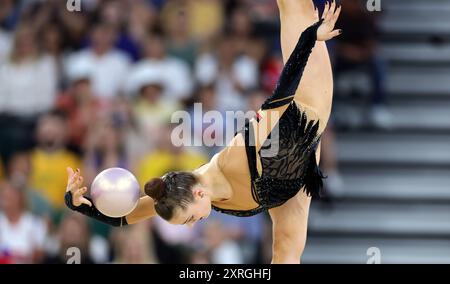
[
  {"xmin": 12, "ymin": 26, "xmax": 38, "ymax": 60},
  {"xmin": 166, "ymin": 7, "xmax": 190, "ymax": 37},
  {"xmin": 203, "ymin": 221, "xmax": 226, "ymax": 249},
  {"xmin": 95, "ymin": 118, "xmax": 122, "ymax": 153},
  {"xmin": 139, "ymin": 84, "xmax": 163, "ymax": 104},
  {"xmin": 198, "ymin": 86, "xmax": 216, "ymax": 111},
  {"xmin": 231, "ymin": 8, "xmax": 253, "ymax": 37},
  {"xmin": 189, "ymin": 250, "xmax": 210, "ymax": 264},
  {"xmin": 218, "ymin": 36, "xmax": 238, "ymax": 66},
  {"xmin": 72, "ymin": 79, "xmax": 93, "ymax": 103},
  {"xmin": 100, "ymin": 0, "xmax": 126, "ymax": 28},
  {"xmin": 42, "ymin": 24, "xmax": 64, "ymax": 55},
  {"xmin": 7, "ymin": 152, "xmax": 32, "ymax": 187},
  {"xmin": 91, "ymin": 24, "xmax": 117, "ymax": 55},
  {"xmin": 143, "ymin": 35, "xmax": 166, "ymax": 59},
  {"xmin": 0, "ymin": 182, "xmax": 26, "ymax": 218},
  {"xmin": 36, "ymin": 114, "xmax": 68, "ymax": 152},
  {"xmin": 156, "ymin": 125, "xmax": 181, "ymax": 153},
  {"xmin": 59, "ymin": 214, "xmax": 90, "ymax": 253},
  {"xmin": 119, "ymin": 230, "xmax": 150, "ymax": 264}
]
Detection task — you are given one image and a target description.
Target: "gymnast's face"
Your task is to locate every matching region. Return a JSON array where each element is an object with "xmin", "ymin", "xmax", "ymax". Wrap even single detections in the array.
[{"xmin": 170, "ymin": 187, "xmax": 212, "ymax": 228}]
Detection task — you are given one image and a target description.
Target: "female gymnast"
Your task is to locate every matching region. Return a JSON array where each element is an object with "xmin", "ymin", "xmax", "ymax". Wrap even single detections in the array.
[{"xmin": 65, "ymin": 0, "xmax": 341, "ymax": 264}]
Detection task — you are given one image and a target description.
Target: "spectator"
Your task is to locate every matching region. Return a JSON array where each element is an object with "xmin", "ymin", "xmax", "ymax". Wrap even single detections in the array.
[
  {"xmin": 40, "ymin": 21, "xmax": 66, "ymax": 87},
  {"xmin": 227, "ymin": 5, "xmax": 255, "ymax": 56},
  {"xmin": 126, "ymin": 66, "xmax": 180, "ymax": 153},
  {"xmin": 242, "ymin": 0, "xmax": 278, "ymax": 23},
  {"xmin": 151, "ymin": 215, "xmax": 202, "ymax": 264},
  {"xmin": 0, "ymin": 24, "xmax": 58, "ymax": 164},
  {"xmin": 6, "ymin": 152, "xmax": 54, "ymax": 219},
  {"xmin": 195, "ymin": 34, "xmax": 258, "ymax": 112},
  {"xmin": 127, "ymin": 32, "xmax": 193, "ymax": 101},
  {"xmin": 43, "ymin": 213, "xmax": 95, "ymax": 264},
  {"xmin": 58, "ymin": 6, "xmax": 91, "ymax": 50},
  {"xmin": 111, "ymin": 223, "xmax": 158, "ymax": 264},
  {"xmin": 0, "ymin": 24, "xmax": 57, "ymax": 117},
  {"xmin": 163, "ymin": 4, "xmax": 198, "ymax": 68},
  {"xmin": 334, "ymin": 0, "xmax": 391, "ymax": 128},
  {"xmin": 162, "ymin": 0, "xmax": 224, "ymax": 42},
  {"xmin": 124, "ymin": 0, "xmax": 160, "ymax": 61},
  {"xmin": 57, "ymin": 60, "xmax": 102, "ymax": 152},
  {"xmin": 202, "ymin": 220, "xmax": 244, "ymax": 264},
  {"xmin": 97, "ymin": 0, "xmax": 143, "ymax": 62},
  {"xmin": 187, "ymin": 85, "xmax": 222, "ymax": 158},
  {"xmin": 30, "ymin": 111, "xmax": 81, "ymax": 210},
  {"xmin": 65, "ymin": 22, "xmax": 131, "ymax": 100},
  {"xmin": 0, "ymin": 181, "xmax": 48, "ymax": 264},
  {"xmin": 83, "ymin": 115, "xmax": 130, "ymax": 185}
]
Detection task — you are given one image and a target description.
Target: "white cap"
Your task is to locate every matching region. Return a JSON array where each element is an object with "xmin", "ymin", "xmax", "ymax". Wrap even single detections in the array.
[
  {"xmin": 66, "ymin": 57, "xmax": 94, "ymax": 83},
  {"xmin": 125, "ymin": 64, "xmax": 165, "ymax": 96}
]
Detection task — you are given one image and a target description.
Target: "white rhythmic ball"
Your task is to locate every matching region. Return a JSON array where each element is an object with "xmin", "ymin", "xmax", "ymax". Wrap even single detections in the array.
[{"xmin": 90, "ymin": 167, "xmax": 140, "ymax": 218}]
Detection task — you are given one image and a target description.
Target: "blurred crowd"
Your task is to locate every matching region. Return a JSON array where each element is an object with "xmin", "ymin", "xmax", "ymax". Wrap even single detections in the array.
[{"xmin": 0, "ymin": 0, "xmax": 387, "ymax": 264}]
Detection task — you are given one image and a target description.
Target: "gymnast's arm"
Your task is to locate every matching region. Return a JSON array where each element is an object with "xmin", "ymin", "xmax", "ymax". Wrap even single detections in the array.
[
  {"xmin": 64, "ymin": 167, "xmax": 157, "ymax": 227},
  {"xmin": 260, "ymin": 19, "xmax": 323, "ymax": 111},
  {"xmin": 124, "ymin": 196, "xmax": 157, "ymax": 224}
]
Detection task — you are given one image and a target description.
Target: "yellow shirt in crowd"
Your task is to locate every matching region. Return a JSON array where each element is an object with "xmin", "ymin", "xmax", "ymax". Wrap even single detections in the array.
[
  {"xmin": 30, "ymin": 149, "xmax": 81, "ymax": 209},
  {"xmin": 162, "ymin": 0, "xmax": 224, "ymax": 40},
  {"xmin": 136, "ymin": 150, "xmax": 208, "ymax": 190}
]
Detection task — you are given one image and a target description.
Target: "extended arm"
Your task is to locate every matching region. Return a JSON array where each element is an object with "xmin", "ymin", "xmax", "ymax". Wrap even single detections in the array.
[
  {"xmin": 261, "ymin": 19, "xmax": 323, "ymax": 110},
  {"xmin": 125, "ymin": 196, "xmax": 157, "ymax": 224}
]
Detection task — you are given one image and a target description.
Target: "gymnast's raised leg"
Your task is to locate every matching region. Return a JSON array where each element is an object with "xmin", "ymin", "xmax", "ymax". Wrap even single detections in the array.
[{"xmin": 269, "ymin": 0, "xmax": 340, "ymax": 264}]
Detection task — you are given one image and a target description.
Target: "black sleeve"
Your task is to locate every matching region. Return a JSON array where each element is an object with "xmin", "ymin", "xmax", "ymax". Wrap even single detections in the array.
[
  {"xmin": 261, "ymin": 19, "xmax": 323, "ymax": 110},
  {"xmin": 64, "ymin": 192, "xmax": 128, "ymax": 227}
]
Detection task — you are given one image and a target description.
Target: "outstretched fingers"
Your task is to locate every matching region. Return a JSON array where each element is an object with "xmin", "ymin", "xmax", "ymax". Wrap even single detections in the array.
[
  {"xmin": 332, "ymin": 4, "xmax": 341, "ymax": 26},
  {"xmin": 327, "ymin": 1, "xmax": 336, "ymax": 22},
  {"xmin": 322, "ymin": 1, "xmax": 340, "ymax": 24},
  {"xmin": 322, "ymin": 1, "xmax": 330, "ymax": 21},
  {"xmin": 73, "ymin": 187, "xmax": 92, "ymax": 207}
]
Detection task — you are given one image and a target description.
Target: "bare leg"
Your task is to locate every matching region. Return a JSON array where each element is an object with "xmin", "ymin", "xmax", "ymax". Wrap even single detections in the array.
[
  {"xmin": 269, "ymin": 190, "xmax": 311, "ymax": 263},
  {"xmin": 277, "ymin": 0, "xmax": 334, "ymax": 130}
]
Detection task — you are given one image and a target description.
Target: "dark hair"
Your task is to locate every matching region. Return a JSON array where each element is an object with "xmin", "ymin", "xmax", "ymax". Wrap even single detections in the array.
[{"xmin": 144, "ymin": 172, "xmax": 198, "ymax": 221}]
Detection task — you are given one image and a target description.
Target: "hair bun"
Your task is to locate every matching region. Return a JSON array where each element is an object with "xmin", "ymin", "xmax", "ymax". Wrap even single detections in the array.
[{"xmin": 144, "ymin": 178, "xmax": 166, "ymax": 201}]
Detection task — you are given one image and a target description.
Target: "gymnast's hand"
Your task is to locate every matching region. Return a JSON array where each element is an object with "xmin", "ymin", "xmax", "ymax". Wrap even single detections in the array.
[
  {"xmin": 66, "ymin": 167, "xmax": 92, "ymax": 207},
  {"xmin": 316, "ymin": 0, "xmax": 342, "ymax": 41}
]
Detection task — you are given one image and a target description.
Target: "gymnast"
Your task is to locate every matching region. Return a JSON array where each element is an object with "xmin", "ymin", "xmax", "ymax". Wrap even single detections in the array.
[{"xmin": 65, "ymin": 0, "xmax": 341, "ymax": 264}]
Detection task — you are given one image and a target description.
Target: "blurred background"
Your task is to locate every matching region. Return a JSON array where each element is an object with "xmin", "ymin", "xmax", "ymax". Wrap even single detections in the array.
[{"xmin": 0, "ymin": 0, "xmax": 449, "ymax": 264}]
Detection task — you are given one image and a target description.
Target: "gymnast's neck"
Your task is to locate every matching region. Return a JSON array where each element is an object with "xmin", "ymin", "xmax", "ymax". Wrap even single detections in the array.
[{"xmin": 192, "ymin": 154, "xmax": 233, "ymax": 202}]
